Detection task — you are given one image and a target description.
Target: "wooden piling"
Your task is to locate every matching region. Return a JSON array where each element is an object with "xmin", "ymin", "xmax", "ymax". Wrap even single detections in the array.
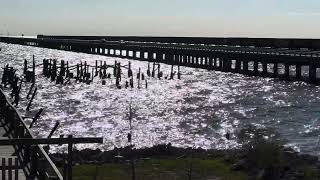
[
  {"xmin": 95, "ymin": 60, "xmax": 98, "ymax": 76},
  {"xmin": 26, "ymin": 87, "xmax": 37, "ymax": 111},
  {"xmin": 152, "ymin": 62, "xmax": 155, "ymax": 77},
  {"xmin": 147, "ymin": 63, "xmax": 151, "ymax": 77},
  {"xmin": 170, "ymin": 65, "xmax": 174, "ymax": 79},
  {"xmin": 178, "ymin": 66, "xmax": 181, "ymax": 79},
  {"xmin": 137, "ymin": 68, "xmax": 141, "ymax": 80},
  {"xmin": 32, "ymin": 55, "xmax": 35, "ymax": 83},
  {"xmin": 128, "ymin": 62, "xmax": 132, "ymax": 77},
  {"xmin": 24, "ymin": 59, "xmax": 28, "ymax": 75}
]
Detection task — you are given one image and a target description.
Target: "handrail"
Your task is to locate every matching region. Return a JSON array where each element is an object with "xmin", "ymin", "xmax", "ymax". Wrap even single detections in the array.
[{"xmin": 0, "ymin": 88, "xmax": 63, "ymax": 180}]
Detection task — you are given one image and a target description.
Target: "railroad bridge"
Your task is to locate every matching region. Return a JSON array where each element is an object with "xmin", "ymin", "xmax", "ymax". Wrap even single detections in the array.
[{"xmin": 1, "ymin": 35, "xmax": 320, "ymax": 84}]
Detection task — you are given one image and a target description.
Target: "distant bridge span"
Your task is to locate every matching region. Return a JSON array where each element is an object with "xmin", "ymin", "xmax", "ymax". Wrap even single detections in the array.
[{"xmin": 1, "ymin": 35, "xmax": 320, "ymax": 84}]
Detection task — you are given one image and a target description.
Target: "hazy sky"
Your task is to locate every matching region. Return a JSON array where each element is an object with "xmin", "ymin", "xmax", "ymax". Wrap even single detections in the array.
[{"xmin": 1, "ymin": 0, "xmax": 320, "ymax": 38}]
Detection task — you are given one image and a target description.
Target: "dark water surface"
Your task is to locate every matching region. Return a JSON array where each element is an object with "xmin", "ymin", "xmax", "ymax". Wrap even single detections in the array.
[{"xmin": 1, "ymin": 42, "xmax": 320, "ymax": 155}]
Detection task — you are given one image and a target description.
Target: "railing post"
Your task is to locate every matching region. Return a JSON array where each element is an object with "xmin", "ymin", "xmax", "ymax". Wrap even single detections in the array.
[
  {"xmin": 38, "ymin": 158, "xmax": 47, "ymax": 180},
  {"xmin": 2, "ymin": 158, "xmax": 5, "ymax": 180},
  {"xmin": 14, "ymin": 158, "xmax": 18, "ymax": 180},
  {"xmin": 67, "ymin": 135, "xmax": 73, "ymax": 180},
  {"xmin": 8, "ymin": 158, "xmax": 12, "ymax": 180},
  {"xmin": 29, "ymin": 146, "xmax": 38, "ymax": 179}
]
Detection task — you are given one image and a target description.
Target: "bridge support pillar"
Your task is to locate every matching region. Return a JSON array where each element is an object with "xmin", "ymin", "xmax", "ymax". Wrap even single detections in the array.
[
  {"xmin": 167, "ymin": 54, "xmax": 174, "ymax": 64},
  {"xmin": 189, "ymin": 56, "xmax": 194, "ymax": 67},
  {"xmin": 222, "ymin": 58, "xmax": 231, "ymax": 72},
  {"xmin": 160, "ymin": 53, "xmax": 165, "ymax": 62},
  {"xmin": 125, "ymin": 50, "xmax": 129, "ymax": 58},
  {"xmin": 243, "ymin": 60, "xmax": 248, "ymax": 75},
  {"xmin": 262, "ymin": 62, "xmax": 268, "ymax": 76},
  {"xmin": 209, "ymin": 57, "xmax": 213, "ymax": 70},
  {"xmin": 186, "ymin": 55, "xmax": 190, "ymax": 64},
  {"xmin": 174, "ymin": 55, "xmax": 178, "ymax": 64},
  {"xmin": 148, "ymin": 52, "xmax": 153, "ymax": 61},
  {"xmin": 285, "ymin": 64, "xmax": 290, "ymax": 80},
  {"xmin": 296, "ymin": 65, "xmax": 301, "ymax": 80},
  {"xmin": 195, "ymin": 56, "xmax": 199, "ymax": 66},
  {"xmin": 235, "ymin": 59, "xmax": 241, "ymax": 73},
  {"xmin": 133, "ymin": 51, "xmax": 139, "ymax": 59},
  {"xmin": 182, "ymin": 55, "xmax": 187, "ymax": 65},
  {"xmin": 274, "ymin": 63, "xmax": 278, "ymax": 77},
  {"xmin": 309, "ymin": 62, "xmax": 317, "ymax": 83},
  {"xmin": 218, "ymin": 58, "xmax": 223, "ymax": 70},
  {"xmin": 140, "ymin": 51, "xmax": 144, "ymax": 60},
  {"xmin": 253, "ymin": 61, "xmax": 259, "ymax": 75}
]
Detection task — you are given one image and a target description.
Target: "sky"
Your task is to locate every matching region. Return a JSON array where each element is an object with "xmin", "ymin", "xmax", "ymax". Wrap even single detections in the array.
[{"xmin": 0, "ymin": 0, "xmax": 320, "ymax": 38}]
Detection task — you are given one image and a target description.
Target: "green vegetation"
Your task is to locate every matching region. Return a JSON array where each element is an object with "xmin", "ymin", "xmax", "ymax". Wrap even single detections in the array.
[{"xmin": 72, "ymin": 157, "xmax": 247, "ymax": 180}]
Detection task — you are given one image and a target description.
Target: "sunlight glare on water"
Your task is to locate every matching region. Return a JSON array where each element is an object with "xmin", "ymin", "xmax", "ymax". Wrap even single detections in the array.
[{"xmin": 1, "ymin": 42, "xmax": 320, "ymax": 155}]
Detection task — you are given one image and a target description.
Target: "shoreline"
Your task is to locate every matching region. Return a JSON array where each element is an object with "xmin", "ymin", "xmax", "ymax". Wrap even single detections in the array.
[{"xmin": 51, "ymin": 142, "xmax": 320, "ymax": 179}]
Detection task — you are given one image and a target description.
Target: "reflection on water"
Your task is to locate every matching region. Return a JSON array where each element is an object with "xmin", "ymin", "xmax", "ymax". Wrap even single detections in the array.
[{"xmin": 1, "ymin": 43, "xmax": 320, "ymax": 155}]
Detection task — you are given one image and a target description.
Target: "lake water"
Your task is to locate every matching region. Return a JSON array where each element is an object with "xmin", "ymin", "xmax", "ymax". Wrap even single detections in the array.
[{"xmin": 1, "ymin": 42, "xmax": 320, "ymax": 155}]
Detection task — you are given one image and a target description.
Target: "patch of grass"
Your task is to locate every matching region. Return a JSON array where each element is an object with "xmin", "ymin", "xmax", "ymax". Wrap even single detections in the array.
[
  {"xmin": 302, "ymin": 166, "xmax": 320, "ymax": 180},
  {"xmin": 72, "ymin": 157, "xmax": 247, "ymax": 180}
]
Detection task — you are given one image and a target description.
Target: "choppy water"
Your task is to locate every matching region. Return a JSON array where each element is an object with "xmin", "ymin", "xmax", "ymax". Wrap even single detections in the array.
[{"xmin": 1, "ymin": 42, "xmax": 320, "ymax": 155}]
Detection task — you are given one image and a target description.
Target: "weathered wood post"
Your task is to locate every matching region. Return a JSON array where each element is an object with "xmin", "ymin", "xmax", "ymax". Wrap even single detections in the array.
[
  {"xmin": 95, "ymin": 60, "xmax": 98, "ymax": 76},
  {"xmin": 51, "ymin": 60, "xmax": 57, "ymax": 81},
  {"xmin": 32, "ymin": 55, "xmax": 36, "ymax": 83},
  {"xmin": 103, "ymin": 61, "xmax": 107, "ymax": 79},
  {"xmin": 61, "ymin": 60, "xmax": 65, "ymax": 76},
  {"xmin": 14, "ymin": 80, "xmax": 22, "ymax": 106},
  {"xmin": 130, "ymin": 76, "xmax": 134, "ymax": 88},
  {"xmin": 157, "ymin": 64, "xmax": 161, "ymax": 79},
  {"xmin": 170, "ymin": 65, "xmax": 174, "ymax": 79},
  {"xmin": 137, "ymin": 68, "xmax": 141, "ymax": 80},
  {"xmin": 48, "ymin": 59, "xmax": 52, "ymax": 78},
  {"xmin": 91, "ymin": 67, "xmax": 94, "ymax": 82},
  {"xmin": 152, "ymin": 62, "xmax": 155, "ymax": 77},
  {"xmin": 29, "ymin": 146, "xmax": 38, "ymax": 179},
  {"xmin": 147, "ymin": 63, "xmax": 151, "ymax": 77},
  {"xmin": 113, "ymin": 61, "xmax": 117, "ymax": 77},
  {"xmin": 24, "ymin": 59, "xmax": 28, "ymax": 75},
  {"xmin": 178, "ymin": 66, "xmax": 181, "ymax": 79},
  {"xmin": 80, "ymin": 61, "xmax": 83, "ymax": 80},
  {"xmin": 42, "ymin": 59, "xmax": 47, "ymax": 76},
  {"xmin": 26, "ymin": 87, "xmax": 37, "ymax": 111},
  {"xmin": 84, "ymin": 61, "xmax": 87, "ymax": 77},
  {"xmin": 128, "ymin": 61, "xmax": 132, "ymax": 77},
  {"xmin": 67, "ymin": 135, "xmax": 73, "ymax": 180},
  {"xmin": 76, "ymin": 64, "xmax": 79, "ymax": 80},
  {"xmin": 66, "ymin": 61, "xmax": 69, "ymax": 78}
]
